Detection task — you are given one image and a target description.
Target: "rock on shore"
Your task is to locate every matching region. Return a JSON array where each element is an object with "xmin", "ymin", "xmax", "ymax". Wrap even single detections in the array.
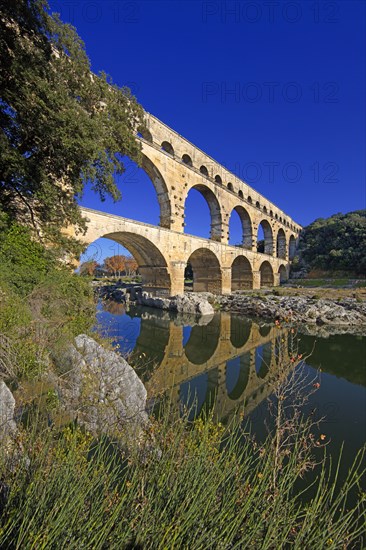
[{"xmin": 217, "ymin": 293, "xmax": 366, "ymax": 328}]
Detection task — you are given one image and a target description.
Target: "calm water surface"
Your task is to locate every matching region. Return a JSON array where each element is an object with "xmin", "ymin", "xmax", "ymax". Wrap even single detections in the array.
[{"xmin": 96, "ymin": 300, "xmax": 366, "ymax": 473}]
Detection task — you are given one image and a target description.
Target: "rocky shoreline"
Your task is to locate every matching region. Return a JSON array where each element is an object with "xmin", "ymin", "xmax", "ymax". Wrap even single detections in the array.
[{"xmin": 97, "ymin": 283, "xmax": 366, "ymax": 333}]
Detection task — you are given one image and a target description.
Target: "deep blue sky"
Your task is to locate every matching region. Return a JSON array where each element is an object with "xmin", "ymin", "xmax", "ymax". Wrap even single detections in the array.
[{"xmin": 48, "ymin": 0, "xmax": 365, "ymax": 262}]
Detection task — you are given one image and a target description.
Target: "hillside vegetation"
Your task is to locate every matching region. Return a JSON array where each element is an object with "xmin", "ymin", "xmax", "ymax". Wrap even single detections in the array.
[{"xmin": 292, "ymin": 210, "xmax": 366, "ymax": 276}]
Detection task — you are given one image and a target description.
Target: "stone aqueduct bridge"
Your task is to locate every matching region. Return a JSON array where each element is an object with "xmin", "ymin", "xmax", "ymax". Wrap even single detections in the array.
[{"xmin": 77, "ymin": 113, "xmax": 302, "ymax": 295}]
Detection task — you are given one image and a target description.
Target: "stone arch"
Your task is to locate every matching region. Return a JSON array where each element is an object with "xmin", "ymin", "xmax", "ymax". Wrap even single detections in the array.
[
  {"xmin": 275, "ymin": 213, "xmax": 278, "ymax": 220},
  {"xmin": 257, "ymin": 220, "xmax": 273, "ymax": 255},
  {"xmin": 187, "ymin": 247, "xmax": 222, "ymax": 293},
  {"xmin": 161, "ymin": 141, "xmax": 174, "ymax": 156},
  {"xmin": 229, "ymin": 206, "xmax": 253, "ymax": 249},
  {"xmin": 278, "ymin": 264, "xmax": 288, "ymax": 283},
  {"xmin": 182, "ymin": 154, "xmax": 193, "ymax": 166},
  {"xmin": 248, "ymin": 196, "xmax": 252, "ymax": 204},
  {"xmin": 184, "ymin": 314, "xmax": 221, "ymax": 365},
  {"xmin": 255, "ymin": 201, "xmax": 260, "ymax": 209},
  {"xmin": 276, "ymin": 228, "xmax": 287, "ymax": 259},
  {"xmin": 259, "ymin": 261, "xmax": 274, "ymax": 287},
  {"xmin": 215, "ymin": 174, "xmax": 222, "ymax": 184},
  {"xmin": 137, "ymin": 127, "xmax": 153, "ymax": 142},
  {"xmin": 226, "ymin": 352, "xmax": 250, "ymax": 400},
  {"xmin": 238, "ymin": 190, "xmax": 244, "ymax": 199},
  {"xmin": 200, "ymin": 165, "xmax": 209, "ymax": 176},
  {"xmin": 263, "ymin": 206, "xmax": 268, "ymax": 214},
  {"xmin": 231, "ymin": 256, "xmax": 253, "ymax": 290},
  {"xmin": 270, "ymin": 210, "xmax": 273, "ymax": 217},
  {"xmin": 289, "ymin": 235, "xmax": 296, "ymax": 260},
  {"xmin": 101, "ymin": 231, "xmax": 171, "ymax": 293},
  {"xmin": 141, "ymin": 154, "xmax": 172, "ymax": 229},
  {"xmin": 227, "ymin": 182, "xmax": 234, "ymax": 192},
  {"xmin": 185, "ymin": 184, "xmax": 222, "ymax": 241}
]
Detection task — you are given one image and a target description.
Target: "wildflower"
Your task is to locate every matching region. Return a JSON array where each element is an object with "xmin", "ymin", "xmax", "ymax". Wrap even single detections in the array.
[
  {"xmin": 313, "ymin": 382, "xmax": 320, "ymax": 389},
  {"xmin": 298, "ymin": 354, "xmax": 303, "ymax": 359},
  {"xmin": 257, "ymin": 472, "xmax": 263, "ymax": 479},
  {"xmin": 320, "ymin": 434, "xmax": 326, "ymax": 441}
]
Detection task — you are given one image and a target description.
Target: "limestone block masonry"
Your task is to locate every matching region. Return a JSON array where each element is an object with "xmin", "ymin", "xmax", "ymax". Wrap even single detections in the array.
[{"xmin": 70, "ymin": 112, "xmax": 302, "ymax": 295}]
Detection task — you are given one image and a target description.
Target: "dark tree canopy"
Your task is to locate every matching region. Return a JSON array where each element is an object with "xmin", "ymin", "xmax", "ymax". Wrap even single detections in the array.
[
  {"xmin": 294, "ymin": 210, "xmax": 366, "ymax": 275},
  {"xmin": 0, "ymin": 0, "xmax": 144, "ymax": 254}
]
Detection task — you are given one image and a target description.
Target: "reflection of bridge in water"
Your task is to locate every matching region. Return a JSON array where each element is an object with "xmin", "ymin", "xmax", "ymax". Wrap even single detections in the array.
[{"xmin": 119, "ymin": 310, "xmax": 293, "ymax": 422}]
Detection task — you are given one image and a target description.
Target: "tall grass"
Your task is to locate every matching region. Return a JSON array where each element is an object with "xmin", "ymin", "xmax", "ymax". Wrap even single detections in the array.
[{"xmin": 0, "ymin": 402, "xmax": 365, "ymax": 549}]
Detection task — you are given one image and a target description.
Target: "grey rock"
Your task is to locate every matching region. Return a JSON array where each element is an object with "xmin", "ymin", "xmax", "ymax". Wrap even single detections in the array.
[
  {"xmin": 0, "ymin": 381, "xmax": 16, "ymax": 439},
  {"xmin": 60, "ymin": 335, "xmax": 149, "ymax": 444}
]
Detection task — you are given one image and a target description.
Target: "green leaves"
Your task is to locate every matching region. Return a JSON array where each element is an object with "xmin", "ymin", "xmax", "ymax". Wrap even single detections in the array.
[
  {"xmin": 297, "ymin": 210, "xmax": 366, "ymax": 275},
  {"xmin": 0, "ymin": 0, "xmax": 144, "ymax": 256}
]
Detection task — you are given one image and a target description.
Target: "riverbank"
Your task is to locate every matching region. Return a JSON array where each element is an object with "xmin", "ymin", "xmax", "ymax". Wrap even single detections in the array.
[{"xmin": 96, "ymin": 283, "xmax": 366, "ymax": 332}]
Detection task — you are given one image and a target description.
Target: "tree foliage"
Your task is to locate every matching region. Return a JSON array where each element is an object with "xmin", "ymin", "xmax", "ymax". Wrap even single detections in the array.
[
  {"xmin": 294, "ymin": 210, "xmax": 366, "ymax": 275},
  {"xmin": 0, "ymin": 0, "xmax": 144, "ymax": 254},
  {"xmin": 79, "ymin": 260, "xmax": 99, "ymax": 277},
  {"xmin": 104, "ymin": 255, "xmax": 126, "ymax": 278}
]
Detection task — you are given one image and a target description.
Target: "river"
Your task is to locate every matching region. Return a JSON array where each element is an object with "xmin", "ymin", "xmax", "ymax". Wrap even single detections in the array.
[{"xmin": 96, "ymin": 300, "xmax": 366, "ymax": 477}]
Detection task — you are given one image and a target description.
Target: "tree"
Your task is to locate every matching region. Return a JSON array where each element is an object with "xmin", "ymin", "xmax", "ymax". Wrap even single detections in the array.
[
  {"xmin": 79, "ymin": 260, "xmax": 98, "ymax": 277},
  {"xmin": 0, "ymin": 0, "xmax": 144, "ymax": 256},
  {"xmin": 124, "ymin": 256, "xmax": 138, "ymax": 276},
  {"xmin": 104, "ymin": 255, "xmax": 126, "ymax": 278}
]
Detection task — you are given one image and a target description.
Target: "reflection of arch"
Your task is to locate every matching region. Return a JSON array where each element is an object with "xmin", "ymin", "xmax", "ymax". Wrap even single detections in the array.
[
  {"xmin": 184, "ymin": 314, "xmax": 221, "ymax": 364},
  {"xmin": 276, "ymin": 228, "xmax": 287, "ymax": 259},
  {"xmin": 259, "ymin": 261, "xmax": 274, "ymax": 287},
  {"xmin": 137, "ymin": 127, "xmax": 153, "ymax": 142},
  {"xmin": 259, "ymin": 324, "xmax": 271, "ymax": 337},
  {"xmin": 289, "ymin": 235, "xmax": 296, "ymax": 260},
  {"xmin": 226, "ymin": 352, "xmax": 250, "ymax": 400},
  {"xmin": 229, "ymin": 206, "xmax": 252, "ymax": 249},
  {"xmin": 187, "ymin": 248, "xmax": 222, "ymax": 293},
  {"xmin": 141, "ymin": 154, "xmax": 171, "ymax": 228},
  {"xmin": 182, "ymin": 154, "xmax": 192, "ymax": 166},
  {"xmin": 255, "ymin": 342, "xmax": 272, "ymax": 379},
  {"xmin": 161, "ymin": 141, "xmax": 174, "ymax": 156},
  {"xmin": 230, "ymin": 316, "xmax": 251, "ymax": 348},
  {"xmin": 215, "ymin": 175, "xmax": 222, "ymax": 184},
  {"xmin": 231, "ymin": 256, "xmax": 253, "ymax": 291},
  {"xmin": 185, "ymin": 185, "xmax": 222, "ymax": 241},
  {"xmin": 278, "ymin": 264, "xmax": 287, "ymax": 283},
  {"xmin": 200, "ymin": 165, "xmax": 208, "ymax": 176},
  {"xmin": 227, "ymin": 182, "xmax": 234, "ymax": 192},
  {"xmin": 257, "ymin": 220, "xmax": 273, "ymax": 255},
  {"xmin": 180, "ymin": 369, "xmax": 219, "ymax": 419},
  {"xmin": 131, "ymin": 316, "xmax": 170, "ymax": 380},
  {"xmin": 103, "ymin": 231, "xmax": 171, "ymax": 292}
]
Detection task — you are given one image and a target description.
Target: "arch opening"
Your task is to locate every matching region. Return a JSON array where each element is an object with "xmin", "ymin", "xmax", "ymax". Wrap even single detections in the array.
[
  {"xmin": 289, "ymin": 235, "xmax": 296, "ymax": 260},
  {"xmin": 187, "ymin": 248, "xmax": 222, "ymax": 293},
  {"xmin": 238, "ymin": 190, "xmax": 244, "ymax": 199},
  {"xmin": 276, "ymin": 228, "xmax": 287, "ymax": 259},
  {"xmin": 257, "ymin": 220, "xmax": 273, "ymax": 255},
  {"xmin": 137, "ymin": 127, "xmax": 153, "ymax": 143},
  {"xmin": 184, "ymin": 184, "xmax": 222, "ymax": 241},
  {"xmin": 141, "ymin": 154, "xmax": 172, "ymax": 228},
  {"xmin": 259, "ymin": 261, "xmax": 274, "ymax": 287},
  {"xmin": 101, "ymin": 232, "xmax": 171, "ymax": 294},
  {"xmin": 215, "ymin": 174, "xmax": 222, "ymax": 184},
  {"xmin": 229, "ymin": 206, "xmax": 253, "ymax": 249},
  {"xmin": 226, "ymin": 352, "xmax": 250, "ymax": 400},
  {"xmin": 231, "ymin": 256, "xmax": 253, "ymax": 291},
  {"xmin": 278, "ymin": 265, "xmax": 287, "ymax": 283},
  {"xmin": 227, "ymin": 182, "xmax": 234, "ymax": 192},
  {"xmin": 255, "ymin": 342, "xmax": 272, "ymax": 379},
  {"xmin": 230, "ymin": 317, "xmax": 252, "ymax": 348},
  {"xmin": 161, "ymin": 141, "xmax": 174, "ymax": 156},
  {"xmin": 182, "ymin": 154, "xmax": 193, "ymax": 167},
  {"xmin": 184, "ymin": 314, "xmax": 221, "ymax": 365},
  {"xmin": 200, "ymin": 165, "xmax": 209, "ymax": 177}
]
